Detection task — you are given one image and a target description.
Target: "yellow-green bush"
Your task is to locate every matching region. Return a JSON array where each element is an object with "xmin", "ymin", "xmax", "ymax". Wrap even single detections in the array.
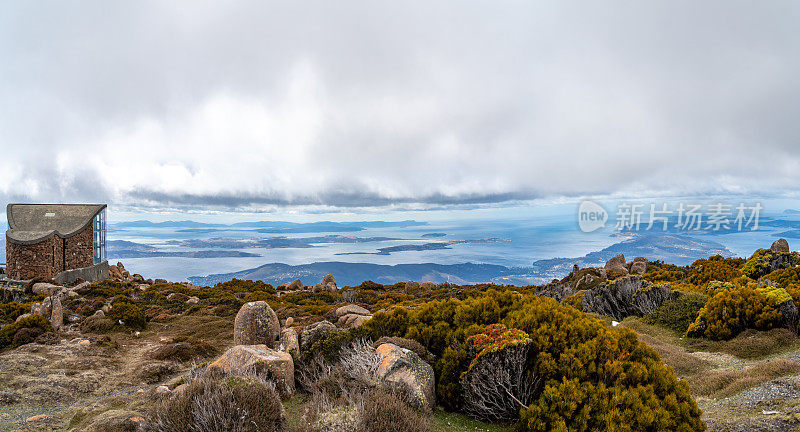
[
  {"xmin": 107, "ymin": 300, "xmax": 147, "ymax": 330},
  {"xmin": 304, "ymin": 290, "xmax": 705, "ymax": 430},
  {"xmin": 687, "ymin": 284, "xmax": 784, "ymax": 340},
  {"xmin": 688, "ymin": 256, "xmax": 744, "ymax": 285}
]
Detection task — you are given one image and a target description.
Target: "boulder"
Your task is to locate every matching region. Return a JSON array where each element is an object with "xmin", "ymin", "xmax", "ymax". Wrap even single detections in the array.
[
  {"xmin": 581, "ymin": 276, "xmax": 677, "ymax": 320},
  {"xmin": 154, "ymin": 278, "xmax": 168, "ymax": 284},
  {"xmin": 207, "ymin": 344, "xmax": 294, "ymax": 395},
  {"xmin": 300, "ymin": 320, "xmax": 336, "ymax": 351},
  {"xmin": 772, "ymin": 238, "xmax": 791, "ymax": 253},
  {"xmin": 419, "ymin": 282, "xmax": 436, "ymax": 290},
  {"xmin": 285, "ymin": 317, "xmax": 294, "ymax": 327},
  {"xmin": 405, "ymin": 281, "xmax": 419, "ymax": 291},
  {"xmin": 375, "ymin": 343, "xmax": 435, "ymax": 413},
  {"xmin": 629, "ymin": 257, "xmax": 648, "ymax": 275},
  {"xmin": 337, "ymin": 314, "xmax": 372, "ymax": 328},
  {"xmin": 234, "ymin": 301, "xmax": 280, "ymax": 348},
  {"xmin": 536, "ymin": 282, "xmax": 575, "ymax": 302},
  {"xmin": 334, "ymin": 304, "xmax": 370, "ymax": 318},
  {"xmin": 604, "ymin": 254, "xmax": 629, "ymax": 279},
  {"xmin": 50, "ymin": 296, "xmax": 63, "ymax": 330},
  {"xmin": 279, "ymin": 328, "xmax": 300, "ymax": 359},
  {"xmin": 31, "ymin": 283, "xmax": 62, "ymax": 296},
  {"xmin": 287, "ymin": 279, "xmax": 303, "ymax": 291},
  {"xmin": 185, "ymin": 296, "xmax": 199, "ymax": 305},
  {"xmin": 323, "ymin": 274, "xmax": 337, "ymax": 290},
  {"xmin": 72, "ymin": 281, "xmax": 92, "ymax": 294}
]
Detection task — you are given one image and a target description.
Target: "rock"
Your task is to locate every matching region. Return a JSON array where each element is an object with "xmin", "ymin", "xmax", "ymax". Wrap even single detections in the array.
[
  {"xmin": 207, "ymin": 344, "xmax": 295, "ymax": 395},
  {"xmin": 335, "ymin": 304, "xmax": 370, "ymax": 318},
  {"xmin": 234, "ymin": 301, "xmax": 281, "ymax": 348},
  {"xmin": 109, "ymin": 262, "xmax": 126, "ymax": 280},
  {"xmin": 629, "ymin": 257, "xmax": 648, "ymax": 275},
  {"xmin": 419, "ymin": 282, "xmax": 436, "ymax": 290},
  {"xmin": 581, "ymin": 276, "xmax": 677, "ymax": 320},
  {"xmin": 405, "ymin": 281, "xmax": 419, "ymax": 291},
  {"xmin": 285, "ymin": 317, "xmax": 294, "ymax": 327},
  {"xmin": 772, "ymin": 238, "xmax": 791, "ymax": 253},
  {"xmin": 337, "ymin": 314, "xmax": 372, "ymax": 328},
  {"xmin": 92, "ymin": 310, "xmax": 106, "ymax": 319},
  {"xmin": 50, "ymin": 296, "xmax": 63, "ymax": 330},
  {"xmin": 373, "ymin": 337, "xmax": 433, "ymax": 363},
  {"xmin": 14, "ymin": 313, "xmax": 32, "ymax": 323},
  {"xmin": 154, "ymin": 278, "xmax": 168, "ymax": 284},
  {"xmin": 604, "ymin": 254, "xmax": 629, "ymax": 279},
  {"xmin": 25, "ymin": 414, "xmax": 51, "ymax": 423},
  {"xmin": 132, "ymin": 274, "xmax": 146, "ymax": 283},
  {"xmin": 536, "ymin": 282, "xmax": 576, "ymax": 302},
  {"xmin": 375, "ymin": 343, "xmax": 435, "ymax": 413},
  {"xmin": 279, "ymin": 328, "xmax": 300, "ymax": 359},
  {"xmin": 31, "ymin": 283, "xmax": 63, "ymax": 296},
  {"xmin": 287, "ymin": 279, "xmax": 303, "ymax": 290},
  {"xmin": 185, "ymin": 296, "xmax": 199, "ymax": 305},
  {"xmin": 300, "ymin": 320, "xmax": 337, "ymax": 351},
  {"xmin": 155, "ymin": 385, "xmax": 171, "ymax": 394},
  {"xmin": 322, "ymin": 274, "xmax": 337, "ymax": 291},
  {"xmin": 72, "ymin": 281, "xmax": 92, "ymax": 294}
]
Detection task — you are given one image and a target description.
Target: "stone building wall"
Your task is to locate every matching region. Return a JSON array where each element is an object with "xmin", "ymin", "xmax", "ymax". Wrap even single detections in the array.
[
  {"xmin": 64, "ymin": 224, "xmax": 94, "ymax": 271},
  {"xmin": 6, "ymin": 235, "xmax": 63, "ymax": 280}
]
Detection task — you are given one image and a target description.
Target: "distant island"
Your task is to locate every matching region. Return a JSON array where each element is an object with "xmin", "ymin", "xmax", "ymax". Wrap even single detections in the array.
[
  {"xmin": 107, "ymin": 240, "xmax": 260, "ymax": 259},
  {"xmin": 335, "ymin": 238, "xmax": 507, "ymax": 256},
  {"xmin": 189, "ymin": 233, "xmax": 733, "ymax": 286}
]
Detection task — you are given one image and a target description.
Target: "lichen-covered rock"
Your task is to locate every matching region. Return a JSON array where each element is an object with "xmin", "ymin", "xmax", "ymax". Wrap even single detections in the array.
[
  {"xmin": 207, "ymin": 344, "xmax": 294, "ymax": 395},
  {"xmin": 629, "ymin": 257, "xmax": 648, "ymax": 275},
  {"xmin": 419, "ymin": 282, "xmax": 436, "ymax": 290},
  {"xmin": 405, "ymin": 281, "xmax": 420, "ymax": 291},
  {"xmin": 50, "ymin": 296, "xmax": 63, "ymax": 330},
  {"xmin": 322, "ymin": 274, "xmax": 337, "ymax": 289},
  {"xmin": 604, "ymin": 254, "xmax": 629, "ymax": 279},
  {"xmin": 233, "ymin": 301, "xmax": 280, "ymax": 348},
  {"xmin": 742, "ymin": 247, "xmax": 800, "ymax": 279},
  {"xmin": 581, "ymin": 276, "xmax": 677, "ymax": 320},
  {"xmin": 300, "ymin": 320, "xmax": 336, "ymax": 351},
  {"xmin": 536, "ymin": 282, "xmax": 576, "ymax": 302},
  {"xmin": 31, "ymin": 283, "xmax": 62, "ymax": 296},
  {"xmin": 374, "ymin": 343, "xmax": 435, "ymax": 413},
  {"xmin": 279, "ymin": 327, "xmax": 300, "ymax": 359},
  {"xmin": 337, "ymin": 314, "xmax": 372, "ymax": 328},
  {"xmin": 772, "ymin": 238, "xmax": 791, "ymax": 253},
  {"xmin": 334, "ymin": 304, "xmax": 370, "ymax": 318}
]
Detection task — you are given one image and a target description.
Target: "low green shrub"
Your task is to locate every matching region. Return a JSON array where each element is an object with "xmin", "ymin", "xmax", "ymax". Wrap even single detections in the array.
[
  {"xmin": 359, "ymin": 389, "xmax": 430, "ymax": 432},
  {"xmin": 644, "ymin": 291, "xmax": 708, "ymax": 332},
  {"xmin": 150, "ymin": 375, "xmax": 285, "ymax": 432},
  {"xmin": 107, "ymin": 301, "xmax": 146, "ymax": 330},
  {"xmin": 0, "ymin": 314, "xmax": 52, "ymax": 349}
]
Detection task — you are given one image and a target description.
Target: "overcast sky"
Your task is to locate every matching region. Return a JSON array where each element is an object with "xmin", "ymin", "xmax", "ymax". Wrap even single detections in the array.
[{"xmin": 0, "ymin": 1, "xmax": 798, "ymax": 212}]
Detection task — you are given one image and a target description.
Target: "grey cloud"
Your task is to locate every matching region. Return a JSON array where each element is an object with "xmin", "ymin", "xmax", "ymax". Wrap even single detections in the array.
[{"xmin": 0, "ymin": 1, "xmax": 798, "ymax": 209}]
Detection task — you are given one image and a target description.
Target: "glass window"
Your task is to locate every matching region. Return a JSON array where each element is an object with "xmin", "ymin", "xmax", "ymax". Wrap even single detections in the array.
[{"xmin": 93, "ymin": 209, "xmax": 106, "ymax": 264}]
